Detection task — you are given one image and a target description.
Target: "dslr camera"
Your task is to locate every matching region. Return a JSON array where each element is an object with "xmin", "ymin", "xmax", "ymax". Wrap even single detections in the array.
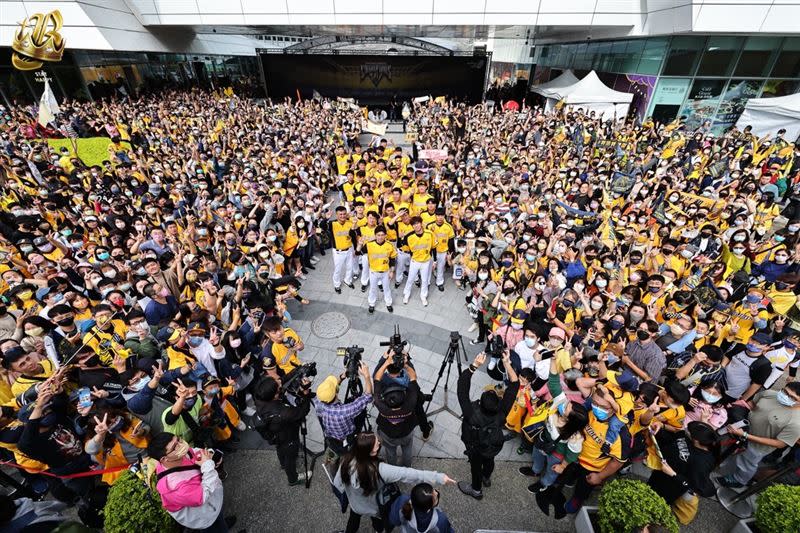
[
  {"xmin": 380, "ymin": 326, "xmax": 408, "ymax": 367},
  {"xmin": 336, "ymin": 345, "xmax": 365, "ymax": 379}
]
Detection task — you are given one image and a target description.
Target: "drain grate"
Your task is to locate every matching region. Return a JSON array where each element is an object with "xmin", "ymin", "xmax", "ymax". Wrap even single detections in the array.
[{"xmin": 311, "ymin": 311, "xmax": 351, "ymax": 339}]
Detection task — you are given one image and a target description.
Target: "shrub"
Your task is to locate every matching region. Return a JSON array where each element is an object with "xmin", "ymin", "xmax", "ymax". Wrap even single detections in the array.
[
  {"xmin": 755, "ymin": 483, "xmax": 800, "ymax": 533},
  {"xmin": 597, "ymin": 478, "xmax": 679, "ymax": 533},
  {"xmin": 103, "ymin": 470, "xmax": 178, "ymax": 533}
]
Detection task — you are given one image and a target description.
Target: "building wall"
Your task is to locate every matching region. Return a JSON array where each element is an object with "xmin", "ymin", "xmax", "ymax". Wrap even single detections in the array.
[{"xmin": 532, "ymin": 35, "xmax": 800, "ymax": 131}]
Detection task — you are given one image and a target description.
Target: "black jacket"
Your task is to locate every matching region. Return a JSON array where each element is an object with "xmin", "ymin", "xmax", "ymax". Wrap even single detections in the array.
[
  {"xmin": 374, "ymin": 379, "xmax": 419, "ymax": 438},
  {"xmin": 254, "ymin": 393, "xmax": 310, "ymax": 445}
]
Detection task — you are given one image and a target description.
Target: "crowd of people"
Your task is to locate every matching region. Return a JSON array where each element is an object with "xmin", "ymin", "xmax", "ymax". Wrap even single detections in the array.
[{"xmin": 0, "ymin": 83, "xmax": 799, "ymax": 532}]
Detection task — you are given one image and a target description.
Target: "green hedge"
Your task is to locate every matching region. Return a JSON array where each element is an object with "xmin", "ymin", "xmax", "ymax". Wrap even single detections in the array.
[
  {"xmin": 598, "ymin": 478, "xmax": 679, "ymax": 533},
  {"xmin": 756, "ymin": 483, "xmax": 800, "ymax": 533},
  {"xmin": 103, "ymin": 470, "xmax": 179, "ymax": 533}
]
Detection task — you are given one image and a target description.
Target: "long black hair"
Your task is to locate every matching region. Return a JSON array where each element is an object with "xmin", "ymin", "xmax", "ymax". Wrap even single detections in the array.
[
  {"xmin": 687, "ymin": 421, "xmax": 721, "ymax": 462},
  {"xmin": 339, "ymin": 432, "xmax": 382, "ymax": 496},
  {"xmin": 558, "ymin": 401, "xmax": 589, "ymax": 441}
]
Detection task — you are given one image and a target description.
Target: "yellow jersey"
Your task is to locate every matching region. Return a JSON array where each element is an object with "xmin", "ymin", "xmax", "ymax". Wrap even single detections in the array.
[
  {"xmin": 428, "ymin": 221, "xmax": 455, "ymax": 254},
  {"xmin": 579, "ymin": 414, "xmax": 629, "ymax": 472},
  {"xmin": 366, "ymin": 241, "xmax": 397, "ymax": 273},
  {"xmin": 406, "ymin": 231, "xmax": 436, "ymax": 262},
  {"xmin": 263, "ymin": 328, "xmax": 302, "ymax": 375},
  {"xmin": 331, "ymin": 220, "xmax": 354, "ymax": 251}
]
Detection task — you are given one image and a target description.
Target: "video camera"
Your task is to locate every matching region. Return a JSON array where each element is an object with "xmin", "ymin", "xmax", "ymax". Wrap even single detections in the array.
[
  {"xmin": 380, "ymin": 326, "xmax": 408, "ymax": 367},
  {"xmin": 336, "ymin": 345, "xmax": 364, "ymax": 379},
  {"xmin": 281, "ymin": 362, "xmax": 317, "ymax": 406},
  {"xmin": 486, "ymin": 335, "xmax": 506, "ymax": 359}
]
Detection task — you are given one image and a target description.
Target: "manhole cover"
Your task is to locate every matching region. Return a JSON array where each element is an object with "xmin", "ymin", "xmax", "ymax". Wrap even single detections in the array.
[{"xmin": 311, "ymin": 311, "xmax": 351, "ymax": 339}]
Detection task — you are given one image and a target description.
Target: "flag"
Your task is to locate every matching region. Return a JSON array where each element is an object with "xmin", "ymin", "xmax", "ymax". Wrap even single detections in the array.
[
  {"xmin": 37, "ymin": 79, "xmax": 59, "ymax": 128},
  {"xmin": 597, "ymin": 212, "xmax": 618, "ymax": 249},
  {"xmin": 651, "ymin": 191, "xmax": 669, "ymax": 225},
  {"xmin": 312, "ymin": 89, "xmax": 322, "ymax": 100}
]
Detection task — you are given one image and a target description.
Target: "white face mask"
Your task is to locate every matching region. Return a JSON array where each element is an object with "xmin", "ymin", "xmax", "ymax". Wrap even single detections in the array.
[
  {"xmin": 478, "ymin": 272, "xmax": 489, "ymax": 281},
  {"xmin": 595, "ymin": 279, "xmax": 608, "ymax": 289}
]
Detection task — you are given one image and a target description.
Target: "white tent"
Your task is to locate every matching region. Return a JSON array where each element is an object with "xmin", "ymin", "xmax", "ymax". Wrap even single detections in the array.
[
  {"xmin": 736, "ymin": 92, "xmax": 800, "ymax": 141},
  {"xmin": 530, "ymin": 70, "xmax": 580, "ymax": 112},
  {"xmin": 559, "ymin": 70, "xmax": 633, "ymax": 121}
]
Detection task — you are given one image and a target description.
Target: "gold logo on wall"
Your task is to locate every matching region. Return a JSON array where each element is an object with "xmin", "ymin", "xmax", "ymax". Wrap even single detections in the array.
[{"xmin": 11, "ymin": 10, "xmax": 66, "ymax": 71}]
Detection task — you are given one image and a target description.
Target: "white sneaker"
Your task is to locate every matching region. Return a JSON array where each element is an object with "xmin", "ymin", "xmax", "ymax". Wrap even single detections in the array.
[
  {"xmin": 421, "ymin": 297, "xmax": 428, "ymax": 307},
  {"xmin": 236, "ymin": 420, "xmax": 247, "ymax": 431},
  {"xmin": 468, "ymin": 323, "xmax": 478, "ymax": 333},
  {"xmin": 310, "ymin": 257, "xmax": 320, "ymax": 264},
  {"xmin": 403, "ymin": 296, "xmax": 409, "ymax": 304},
  {"xmin": 243, "ymin": 407, "xmax": 256, "ymax": 416},
  {"xmin": 488, "ymin": 357, "xmax": 497, "ymax": 371}
]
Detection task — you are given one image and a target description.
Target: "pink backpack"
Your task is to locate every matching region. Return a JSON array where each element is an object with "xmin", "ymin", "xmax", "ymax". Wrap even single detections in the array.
[{"xmin": 155, "ymin": 458, "xmax": 204, "ymax": 512}]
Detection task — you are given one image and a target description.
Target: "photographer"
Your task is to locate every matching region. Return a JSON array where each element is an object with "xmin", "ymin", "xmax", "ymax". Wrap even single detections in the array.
[
  {"xmin": 313, "ymin": 363, "xmax": 373, "ymax": 456},
  {"xmin": 252, "ymin": 375, "xmax": 313, "ymax": 486},
  {"xmin": 374, "ymin": 349, "xmax": 434, "ymax": 441},
  {"xmin": 374, "ymin": 354, "xmax": 421, "ymax": 466},
  {"xmin": 457, "ymin": 351, "xmax": 519, "ymax": 500},
  {"xmin": 147, "ymin": 431, "xmax": 236, "ymax": 532}
]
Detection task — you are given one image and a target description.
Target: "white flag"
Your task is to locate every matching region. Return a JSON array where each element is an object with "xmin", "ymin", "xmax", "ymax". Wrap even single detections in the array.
[{"xmin": 37, "ymin": 79, "xmax": 59, "ymax": 127}]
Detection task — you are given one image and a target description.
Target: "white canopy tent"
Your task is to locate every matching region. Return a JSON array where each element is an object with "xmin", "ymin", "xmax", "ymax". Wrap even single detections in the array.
[
  {"xmin": 530, "ymin": 70, "xmax": 580, "ymax": 112},
  {"xmin": 736, "ymin": 92, "xmax": 800, "ymax": 141},
  {"xmin": 558, "ymin": 70, "xmax": 633, "ymax": 121}
]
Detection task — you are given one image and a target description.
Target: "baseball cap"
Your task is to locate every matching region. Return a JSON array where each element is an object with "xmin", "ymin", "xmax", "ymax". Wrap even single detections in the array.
[{"xmin": 315, "ymin": 375, "xmax": 340, "ymax": 403}]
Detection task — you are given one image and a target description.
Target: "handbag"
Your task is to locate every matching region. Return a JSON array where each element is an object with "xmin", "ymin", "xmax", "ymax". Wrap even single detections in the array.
[
  {"xmin": 671, "ymin": 491, "xmax": 699, "ymax": 525},
  {"xmin": 376, "ymin": 472, "xmax": 402, "ymax": 524}
]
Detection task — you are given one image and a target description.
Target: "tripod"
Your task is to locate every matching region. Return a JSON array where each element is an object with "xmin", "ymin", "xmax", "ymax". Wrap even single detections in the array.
[
  {"xmin": 299, "ymin": 417, "xmax": 325, "ymax": 489},
  {"xmin": 426, "ymin": 332, "xmax": 467, "ymax": 418},
  {"xmin": 345, "ymin": 374, "xmax": 372, "ymax": 432}
]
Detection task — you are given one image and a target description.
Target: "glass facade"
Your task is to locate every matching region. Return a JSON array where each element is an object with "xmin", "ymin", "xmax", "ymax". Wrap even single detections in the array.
[
  {"xmin": 533, "ymin": 35, "xmax": 800, "ymax": 133},
  {"xmin": 0, "ymin": 48, "xmax": 263, "ymax": 106}
]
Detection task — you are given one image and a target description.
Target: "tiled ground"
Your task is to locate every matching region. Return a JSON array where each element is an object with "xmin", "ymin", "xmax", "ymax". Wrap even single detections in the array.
[{"xmin": 238, "ymin": 251, "xmax": 534, "ymax": 461}]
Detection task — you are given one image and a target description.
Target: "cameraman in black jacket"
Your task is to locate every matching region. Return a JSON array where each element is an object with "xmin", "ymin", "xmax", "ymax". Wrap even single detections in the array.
[
  {"xmin": 374, "ymin": 353, "xmax": 420, "ymax": 466},
  {"xmin": 457, "ymin": 351, "xmax": 518, "ymax": 500},
  {"xmin": 252, "ymin": 375, "xmax": 312, "ymax": 486}
]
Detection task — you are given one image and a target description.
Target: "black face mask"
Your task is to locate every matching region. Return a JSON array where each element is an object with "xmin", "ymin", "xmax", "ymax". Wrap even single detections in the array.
[
  {"xmin": 503, "ymin": 286, "xmax": 516, "ymax": 295},
  {"xmin": 56, "ymin": 317, "xmax": 74, "ymax": 327},
  {"xmin": 636, "ymin": 330, "xmax": 651, "ymax": 341}
]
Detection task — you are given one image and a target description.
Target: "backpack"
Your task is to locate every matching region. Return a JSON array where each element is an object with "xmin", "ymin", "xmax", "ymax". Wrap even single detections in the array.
[{"xmin": 462, "ymin": 401, "xmax": 505, "ymax": 457}]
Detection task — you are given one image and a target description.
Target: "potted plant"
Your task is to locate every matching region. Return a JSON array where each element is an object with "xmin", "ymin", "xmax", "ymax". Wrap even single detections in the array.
[
  {"xmin": 731, "ymin": 483, "xmax": 800, "ymax": 533},
  {"xmin": 103, "ymin": 470, "xmax": 179, "ymax": 533},
  {"xmin": 575, "ymin": 478, "xmax": 679, "ymax": 533}
]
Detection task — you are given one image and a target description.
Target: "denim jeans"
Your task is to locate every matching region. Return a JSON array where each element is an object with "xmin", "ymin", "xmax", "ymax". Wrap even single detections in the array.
[{"xmin": 532, "ymin": 446, "xmax": 563, "ymax": 487}]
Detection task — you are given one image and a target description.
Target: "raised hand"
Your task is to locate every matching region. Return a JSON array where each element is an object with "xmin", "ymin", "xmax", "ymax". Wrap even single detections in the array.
[{"xmin": 93, "ymin": 413, "xmax": 109, "ymax": 434}]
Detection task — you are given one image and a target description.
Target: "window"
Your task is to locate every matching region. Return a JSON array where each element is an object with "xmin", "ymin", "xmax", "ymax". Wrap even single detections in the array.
[
  {"xmin": 662, "ymin": 36, "xmax": 705, "ymax": 76},
  {"xmin": 638, "ymin": 38, "xmax": 667, "ymax": 75},
  {"xmin": 771, "ymin": 38, "xmax": 800, "ymax": 78},
  {"xmin": 696, "ymin": 36, "xmax": 741, "ymax": 77},
  {"xmin": 734, "ymin": 37, "xmax": 780, "ymax": 77}
]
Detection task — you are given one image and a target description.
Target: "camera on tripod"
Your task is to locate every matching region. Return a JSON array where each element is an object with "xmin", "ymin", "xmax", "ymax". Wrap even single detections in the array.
[
  {"xmin": 336, "ymin": 345, "xmax": 364, "ymax": 379},
  {"xmin": 380, "ymin": 325, "xmax": 408, "ymax": 367},
  {"xmin": 281, "ymin": 362, "xmax": 317, "ymax": 405}
]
